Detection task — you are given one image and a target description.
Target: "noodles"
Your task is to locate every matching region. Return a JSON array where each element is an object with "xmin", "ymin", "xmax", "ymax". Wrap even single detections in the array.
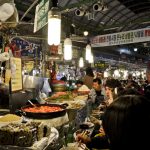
[{"xmin": 0, "ymin": 114, "xmax": 21, "ymax": 122}]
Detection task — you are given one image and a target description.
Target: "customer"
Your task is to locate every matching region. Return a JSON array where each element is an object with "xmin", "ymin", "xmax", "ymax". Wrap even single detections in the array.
[
  {"xmin": 97, "ymin": 78, "xmax": 123, "ymax": 112},
  {"xmin": 77, "ymin": 129, "xmax": 109, "ymax": 150},
  {"xmin": 83, "ymin": 67, "xmax": 94, "ymax": 89},
  {"xmin": 102, "ymin": 95, "xmax": 150, "ymax": 150},
  {"xmin": 77, "ymin": 90, "xmax": 144, "ymax": 150},
  {"xmin": 104, "ymin": 78, "xmax": 123, "ymax": 105},
  {"xmin": 144, "ymin": 68, "xmax": 150, "ymax": 99}
]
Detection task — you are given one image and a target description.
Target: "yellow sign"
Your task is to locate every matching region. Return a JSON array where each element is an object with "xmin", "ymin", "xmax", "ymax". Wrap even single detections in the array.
[
  {"xmin": 5, "ymin": 69, "xmax": 11, "ymax": 85},
  {"xmin": 10, "ymin": 57, "xmax": 22, "ymax": 92}
]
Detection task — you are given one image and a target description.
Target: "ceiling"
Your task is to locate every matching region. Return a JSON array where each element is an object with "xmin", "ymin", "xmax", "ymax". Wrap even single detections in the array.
[
  {"xmin": 1, "ymin": 0, "xmax": 150, "ymax": 67},
  {"xmin": 14, "ymin": 0, "xmax": 150, "ymax": 34}
]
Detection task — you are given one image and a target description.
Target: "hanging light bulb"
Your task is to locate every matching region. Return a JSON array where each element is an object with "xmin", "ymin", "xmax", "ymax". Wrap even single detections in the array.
[
  {"xmin": 79, "ymin": 57, "xmax": 84, "ymax": 67},
  {"xmin": 83, "ymin": 31, "xmax": 88, "ymax": 36},
  {"xmin": 85, "ymin": 44, "xmax": 91, "ymax": 61},
  {"xmin": 104, "ymin": 71, "xmax": 108, "ymax": 78},
  {"xmin": 89, "ymin": 53, "xmax": 94, "ymax": 63},
  {"xmin": 114, "ymin": 69, "xmax": 120, "ymax": 77},
  {"xmin": 64, "ymin": 38, "xmax": 72, "ymax": 60},
  {"xmin": 48, "ymin": 7, "xmax": 61, "ymax": 45}
]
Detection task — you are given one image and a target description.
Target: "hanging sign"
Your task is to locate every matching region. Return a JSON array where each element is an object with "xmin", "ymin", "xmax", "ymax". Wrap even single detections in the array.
[
  {"xmin": 94, "ymin": 61, "xmax": 109, "ymax": 68},
  {"xmin": 10, "ymin": 57, "xmax": 23, "ymax": 92},
  {"xmin": 34, "ymin": 0, "xmax": 49, "ymax": 32},
  {"xmin": 91, "ymin": 27, "xmax": 150, "ymax": 47}
]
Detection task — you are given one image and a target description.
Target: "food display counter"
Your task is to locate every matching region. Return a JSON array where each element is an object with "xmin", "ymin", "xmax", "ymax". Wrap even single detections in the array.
[
  {"xmin": 0, "ymin": 78, "xmax": 90, "ymax": 149},
  {"xmin": 0, "ymin": 112, "xmax": 68, "ymax": 150}
]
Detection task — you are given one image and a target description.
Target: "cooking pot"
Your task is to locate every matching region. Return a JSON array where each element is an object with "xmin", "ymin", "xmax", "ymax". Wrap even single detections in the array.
[{"xmin": 20, "ymin": 103, "xmax": 67, "ymax": 119}]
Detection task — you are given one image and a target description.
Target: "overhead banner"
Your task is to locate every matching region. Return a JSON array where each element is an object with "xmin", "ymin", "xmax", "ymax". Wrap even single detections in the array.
[{"xmin": 91, "ymin": 28, "xmax": 150, "ymax": 47}]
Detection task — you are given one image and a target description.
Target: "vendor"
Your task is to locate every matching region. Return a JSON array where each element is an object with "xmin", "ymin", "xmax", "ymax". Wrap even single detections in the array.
[
  {"xmin": 74, "ymin": 80, "xmax": 90, "ymax": 94},
  {"xmin": 89, "ymin": 78, "xmax": 104, "ymax": 109},
  {"xmin": 76, "ymin": 80, "xmax": 84, "ymax": 89},
  {"xmin": 83, "ymin": 67, "xmax": 94, "ymax": 89}
]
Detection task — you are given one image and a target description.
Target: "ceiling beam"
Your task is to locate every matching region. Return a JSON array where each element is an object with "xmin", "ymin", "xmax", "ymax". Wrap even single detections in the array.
[
  {"xmin": 120, "ymin": 10, "xmax": 150, "ymax": 31},
  {"xmin": 20, "ymin": 0, "xmax": 38, "ymax": 21}
]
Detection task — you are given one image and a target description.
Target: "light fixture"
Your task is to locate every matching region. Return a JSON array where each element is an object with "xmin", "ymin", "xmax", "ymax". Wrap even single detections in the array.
[
  {"xmin": 89, "ymin": 53, "xmax": 94, "ymax": 63},
  {"xmin": 79, "ymin": 57, "xmax": 84, "ymax": 68},
  {"xmin": 64, "ymin": 38, "xmax": 72, "ymax": 60},
  {"xmin": 114, "ymin": 70, "xmax": 120, "ymax": 77},
  {"xmin": 104, "ymin": 71, "xmax": 108, "ymax": 78},
  {"xmin": 85, "ymin": 44, "xmax": 91, "ymax": 61},
  {"xmin": 75, "ymin": 8, "xmax": 85, "ymax": 16},
  {"xmin": 134, "ymin": 48, "xmax": 138, "ymax": 52},
  {"xmin": 93, "ymin": 3, "xmax": 103, "ymax": 11},
  {"xmin": 48, "ymin": 7, "xmax": 61, "ymax": 45},
  {"xmin": 83, "ymin": 31, "xmax": 88, "ymax": 36},
  {"xmin": 93, "ymin": 1, "xmax": 108, "ymax": 12}
]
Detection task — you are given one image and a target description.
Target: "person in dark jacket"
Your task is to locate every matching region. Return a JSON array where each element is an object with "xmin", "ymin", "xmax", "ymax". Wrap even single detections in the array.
[
  {"xmin": 88, "ymin": 78, "xmax": 104, "ymax": 109},
  {"xmin": 102, "ymin": 95, "xmax": 150, "ymax": 150},
  {"xmin": 77, "ymin": 125, "xmax": 110, "ymax": 150},
  {"xmin": 144, "ymin": 69, "xmax": 150, "ymax": 99}
]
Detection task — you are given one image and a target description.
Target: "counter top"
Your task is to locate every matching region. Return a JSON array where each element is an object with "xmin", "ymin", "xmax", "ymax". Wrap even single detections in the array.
[{"xmin": 26, "ymin": 113, "xmax": 69, "ymax": 128}]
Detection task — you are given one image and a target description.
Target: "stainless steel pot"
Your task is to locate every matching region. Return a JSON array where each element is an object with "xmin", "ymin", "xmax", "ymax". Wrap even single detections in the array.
[{"xmin": 23, "ymin": 75, "xmax": 44, "ymax": 90}]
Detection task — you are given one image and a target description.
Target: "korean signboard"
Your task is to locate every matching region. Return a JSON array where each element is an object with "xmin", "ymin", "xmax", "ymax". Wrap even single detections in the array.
[{"xmin": 91, "ymin": 28, "xmax": 150, "ymax": 47}]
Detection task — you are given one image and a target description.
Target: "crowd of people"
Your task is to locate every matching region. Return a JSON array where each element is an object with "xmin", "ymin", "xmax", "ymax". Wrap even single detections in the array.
[{"xmin": 75, "ymin": 67, "xmax": 150, "ymax": 150}]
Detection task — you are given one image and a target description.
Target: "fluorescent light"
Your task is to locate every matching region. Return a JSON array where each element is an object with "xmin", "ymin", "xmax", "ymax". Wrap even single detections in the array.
[
  {"xmin": 48, "ymin": 8, "xmax": 61, "ymax": 45},
  {"xmin": 83, "ymin": 31, "xmax": 88, "ymax": 36},
  {"xmin": 64, "ymin": 38, "xmax": 72, "ymax": 60},
  {"xmin": 89, "ymin": 54, "xmax": 94, "ymax": 63},
  {"xmin": 85, "ymin": 44, "xmax": 91, "ymax": 61},
  {"xmin": 79, "ymin": 57, "xmax": 84, "ymax": 67},
  {"xmin": 134, "ymin": 48, "xmax": 138, "ymax": 52}
]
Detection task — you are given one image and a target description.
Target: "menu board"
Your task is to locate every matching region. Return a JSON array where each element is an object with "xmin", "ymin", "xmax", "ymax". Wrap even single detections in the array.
[{"xmin": 10, "ymin": 57, "xmax": 23, "ymax": 92}]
